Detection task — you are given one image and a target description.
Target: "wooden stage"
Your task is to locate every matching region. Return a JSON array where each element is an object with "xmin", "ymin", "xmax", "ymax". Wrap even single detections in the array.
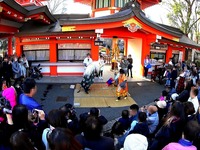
[{"xmin": 74, "ymin": 83, "xmax": 136, "ymax": 107}]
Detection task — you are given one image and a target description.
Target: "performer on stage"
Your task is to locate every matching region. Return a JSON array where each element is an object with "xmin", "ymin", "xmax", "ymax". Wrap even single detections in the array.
[
  {"xmin": 83, "ymin": 53, "xmax": 93, "ymax": 70},
  {"xmin": 116, "ymin": 69, "xmax": 128, "ymax": 101},
  {"xmin": 79, "ymin": 62, "xmax": 100, "ymax": 94}
]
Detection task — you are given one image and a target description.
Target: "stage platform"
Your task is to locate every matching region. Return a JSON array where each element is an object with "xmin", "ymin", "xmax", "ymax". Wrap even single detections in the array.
[{"xmin": 74, "ymin": 83, "xmax": 136, "ymax": 107}]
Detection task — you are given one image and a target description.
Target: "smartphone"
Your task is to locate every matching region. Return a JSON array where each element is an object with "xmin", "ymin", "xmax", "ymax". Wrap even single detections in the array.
[{"xmin": 32, "ymin": 109, "xmax": 39, "ymax": 124}]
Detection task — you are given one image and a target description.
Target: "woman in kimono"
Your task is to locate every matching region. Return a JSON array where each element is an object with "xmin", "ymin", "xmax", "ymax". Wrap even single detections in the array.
[
  {"xmin": 79, "ymin": 62, "xmax": 100, "ymax": 94},
  {"xmin": 116, "ymin": 69, "xmax": 128, "ymax": 101}
]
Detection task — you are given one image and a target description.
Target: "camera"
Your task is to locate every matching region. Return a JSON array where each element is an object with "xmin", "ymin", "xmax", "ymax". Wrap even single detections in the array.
[{"xmin": 0, "ymin": 96, "xmax": 11, "ymax": 110}]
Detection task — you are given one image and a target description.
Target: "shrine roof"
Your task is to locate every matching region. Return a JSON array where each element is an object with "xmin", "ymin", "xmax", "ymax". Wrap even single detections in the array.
[
  {"xmin": 1, "ymin": 0, "xmax": 28, "ymax": 14},
  {"xmin": 160, "ymin": 35, "xmax": 200, "ymax": 48},
  {"xmin": 60, "ymin": 1, "xmax": 183, "ymax": 38},
  {"xmin": 59, "ymin": 8, "xmax": 133, "ymax": 25},
  {"xmin": 0, "ymin": 0, "xmax": 56, "ymax": 23}
]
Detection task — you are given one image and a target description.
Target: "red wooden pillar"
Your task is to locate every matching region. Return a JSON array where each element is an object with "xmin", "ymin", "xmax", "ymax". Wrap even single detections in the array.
[
  {"xmin": 141, "ymin": 38, "xmax": 149, "ymax": 76},
  {"xmin": 91, "ymin": 39, "xmax": 99, "ymax": 61},
  {"xmin": 49, "ymin": 38, "xmax": 57, "ymax": 76},
  {"xmin": 111, "ymin": 0, "xmax": 115, "ymax": 7},
  {"xmin": 15, "ymin": 37, "xmax": 22, "ymax": 57},
  {"xmin": 166, "ymin": 45, "xmax": 172, "ymax": 63},
  {"xmin": 8, "ymin": 36, "xmax": 13, "ymax": 56}
]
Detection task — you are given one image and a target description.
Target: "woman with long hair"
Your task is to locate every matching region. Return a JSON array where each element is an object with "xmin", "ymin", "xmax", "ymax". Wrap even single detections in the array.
[{"xmin": 149, "ymin": 102, "xmax": 185, "ymax": 150}]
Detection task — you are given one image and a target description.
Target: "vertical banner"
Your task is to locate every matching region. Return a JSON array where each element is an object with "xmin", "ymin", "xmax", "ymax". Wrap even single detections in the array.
[{"xmin": 179, "ymin": 51, "xmax": 183, "ymax": 62}]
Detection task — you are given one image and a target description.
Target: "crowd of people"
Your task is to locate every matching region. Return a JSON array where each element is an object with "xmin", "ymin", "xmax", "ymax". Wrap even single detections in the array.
[
  {"xmin": 0, "ymin": 54, "xmax": 29, "ymax": 89},
  {"xmin": 0, "ymin": 51, "xmax": 200, "ymax": 150}
]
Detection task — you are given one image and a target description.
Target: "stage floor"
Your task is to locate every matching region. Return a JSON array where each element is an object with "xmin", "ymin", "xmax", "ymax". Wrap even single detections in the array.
[{"xmin": 74, "ymin": 83, "xmax": 136, "ymax": 107}]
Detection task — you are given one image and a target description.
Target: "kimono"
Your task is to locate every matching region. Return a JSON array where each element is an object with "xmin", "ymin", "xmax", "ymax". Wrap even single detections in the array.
[{"xmin": 116, "ymin": 74, "xmax": 128, "ymax": 98}]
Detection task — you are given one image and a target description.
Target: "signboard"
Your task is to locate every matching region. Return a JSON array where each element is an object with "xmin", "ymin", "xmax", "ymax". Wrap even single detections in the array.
[
  {"xmin": 94, "ymin": 40, "xmax": 104, "ymax": 46},
  {"xmin": 58, "ymin": 43, "xmax": 91, "ymax": 49},
  {"xmin": 23, "ymin": 44, "xmax": 49, "ymax": 50},
  {"xmin": 62, "ymin": 26, "xmax": 76, "ymax": 32}
]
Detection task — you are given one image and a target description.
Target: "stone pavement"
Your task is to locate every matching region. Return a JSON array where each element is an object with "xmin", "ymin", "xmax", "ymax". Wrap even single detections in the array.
[{"xmin": 33, "ymin": 65, "xmax": 164, "ymax": 132}]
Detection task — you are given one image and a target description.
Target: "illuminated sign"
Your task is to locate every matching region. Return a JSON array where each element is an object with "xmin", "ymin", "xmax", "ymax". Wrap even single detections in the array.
[
  {"xmin": 62, "ymin": 26, "xmax": 76, "ymax": 32},
  {"xmin": 94, "ymin": 40, "xmax": 104, "ymax": 46}
]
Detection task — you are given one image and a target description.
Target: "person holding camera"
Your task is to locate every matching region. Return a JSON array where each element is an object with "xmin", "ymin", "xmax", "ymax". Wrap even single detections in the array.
[{"xmin": 0, "ymin": 105, "xmax": 46, "ymax": 149}]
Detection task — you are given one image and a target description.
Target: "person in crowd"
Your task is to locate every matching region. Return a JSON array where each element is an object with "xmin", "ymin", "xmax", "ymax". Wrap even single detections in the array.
[
  {"xmin": 75, "ymin": 116, "xmax": 114, "ymax": 150},
  {"xmin": 191, "ymin": 70, "xmax": 198, "ymax": 86},
  {"xmin": 144, "ymin": 55, "xmax": 151, "ymax": 78},
  {"xmin": 118, "ymin": 110, "xmax": 130, "ymax": 130},
  {"xmin": 184, "ymin": 102, "xmax": 196, "ymax": 121},
  {"xmin": 149, "ymin": 102, "xmax": 185, "ymax": 150},
  {"xmin": 172, "ymin": 80, "xmax": 192, "ymax": 102},
  {"xmin": 184, "ymin": 66, "xmax": 191, "ymax": 80},
  {"xmin": 155, "ymin": 101, "xmax": 167, "ymax": 128},
  {"xmin": 116, "ymin": 69, "xmax": 128, "ymax": 101},
  {"xmin": 122, "ymin": 134, "xmax": 148, "ymax": 150},
  {"xmin": 22, "ymin": 54, "xmax": 29, "ymax": 77},
  {"xmin": 59, "ymin": 103, "xmax": 79, "ymax": 134},
  {"xmin": 146, "ymin": 105, "xmax": 159, "ymax": 135},
  {"xmin": 83, "ymin": 53, "xmax": 92, "ymax": 70},
  {"xmin": 19, "ymin": 78, "xmax": 42, "ymax": 111},
  {"xmin": 165, "ymin": 68, "xmax": 171, "ymax": 87},
  {"xmin": 2, "ymin": 56, "xmax": 12, "ymax": 87},
  {"xmin": 42, "ymin": 109, "xmax": 68, "ymax": 150},
  {"xmin": 129, "ymin": 104, "xmax": 139, "ymax": 129},
  {"xmin": 18, "ymin": 57, "xmax": 26, "ymax": 78},
  {"xmin": 197, "ymin": 79, "xmax": 200, "ymax": 101},
  {"xmin": 162, "ymin": 121, "xmax": 200, "ymax": 150},
  {"xmin": 111, "ymin": 121, "xmax": 128, "ymax": 150},
  {"xmin": 188, "ymin": 87, "xmax": 199, "ymax": 113},
  {"xmin": 79, "ymin": 107, "xmax": 108, "ymax": 132},
  {"xmin": 129, "ymin": 112, "xmax": 149, "ymax": 137},
  {"xmin": 168, "ymin": 58, "xmax": 173, "ymax": 66},
  {"xmin": 48, "ymin": 127, "xmax": 82, "ymax": 150},
  {"xmin": 165, "ymin": 86, "xmax": 176, "ymax": 100},
  {"xmin": 151, "ymin": 70, "xmax": 156, "ymax": 82},
  {"xmin": 176, "ymin": 70, "xmax": 185, "ymax": 94},
  {"xmin": 10, "ymin": 130, "xmax": 37, "ymax": 150},
  {"xmin": 98, "ymin": 55, "xmax": 105, "ymax": 80},
  {"xmin": 125, "ymin": 105, "xmax": 140, "ymax": 135},
  {"xmin": 170, "ymin": 66, "xmax": 177, "ymax": 88},
  {"xmin": 12, "ymin": 56, "xmax": 21, "ymax": 86},
  {"xmin": 127, "ymin": 54, "xmax": 133, "ymax": 78},
  {"xmin": 120, "ymin": 56, "xmax": 129, "ymax": 76},
  {"xmin": 0, "ymin": 105, "xmax": 46, "ymax": 149}
]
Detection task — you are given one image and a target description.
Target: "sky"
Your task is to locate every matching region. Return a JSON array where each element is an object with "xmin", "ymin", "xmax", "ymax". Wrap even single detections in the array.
[{"xmin": 65, "ymin": 0, "xmax": 169, "ymax": 25}]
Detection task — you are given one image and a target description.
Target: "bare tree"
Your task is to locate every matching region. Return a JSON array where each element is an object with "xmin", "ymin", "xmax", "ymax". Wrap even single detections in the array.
[
  {"xmin": 162, "ymin": 0, "xmax": 200, "ymax": 43},
  {"xmin": 44, "ymin": 0, "xmax": 67, "ymax": 14}
]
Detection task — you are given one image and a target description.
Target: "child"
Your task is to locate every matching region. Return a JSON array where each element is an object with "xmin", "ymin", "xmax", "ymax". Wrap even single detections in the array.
[
  {"xmin": 98, "ymin": 56, "xmax": 105, "ymax": 80},
  {"xmin": 118, "ymin": 110, "xmax": 130, "ymax": 130},
  {"xmin": 129, "ymin": 112, "xmax": 149, "ymax": 137}
]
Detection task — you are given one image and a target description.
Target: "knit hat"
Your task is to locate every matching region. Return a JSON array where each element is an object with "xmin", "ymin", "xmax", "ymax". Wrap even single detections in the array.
[
  {"xmin": 171, "ymin": 93, "xmax": 179, "ymax": 101},
  {"xmin": 122, "ymin": 134, "xmax": 148, "ymax": 150},
  {"xmin": 156, "ymin": 101, "xmax": 167, "ymax": 109}
]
